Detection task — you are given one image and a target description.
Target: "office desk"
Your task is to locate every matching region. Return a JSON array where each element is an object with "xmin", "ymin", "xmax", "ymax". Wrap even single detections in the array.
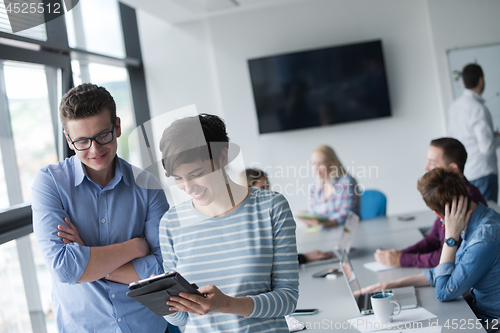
[{"xmin": 295, "ymin": 211, "xmax": 485, "ymax": 332}]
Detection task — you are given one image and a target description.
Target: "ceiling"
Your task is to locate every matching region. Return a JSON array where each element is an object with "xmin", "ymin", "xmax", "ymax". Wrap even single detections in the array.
[{"xmin": 120, "ymin": 0, "xmax": 303, "ymax": 24}]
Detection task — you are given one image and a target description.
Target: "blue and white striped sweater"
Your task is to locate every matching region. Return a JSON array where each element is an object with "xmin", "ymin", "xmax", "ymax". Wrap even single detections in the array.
[{"xmin": 160, "ymin": 188, "xmax": 299, "ymax": 332}]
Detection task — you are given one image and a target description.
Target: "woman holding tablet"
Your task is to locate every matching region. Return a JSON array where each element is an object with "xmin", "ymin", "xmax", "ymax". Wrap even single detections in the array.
[
  {"xmin": 362, "ymin": 167, "xmax": 500, "ymax": 331},
  {"xmin": 158, "ymin": 114, "xmax": 299, "ymax": 332},
  {"xmin": 298, "ymin": 145, "xmax": 360, "ymax": 228}
]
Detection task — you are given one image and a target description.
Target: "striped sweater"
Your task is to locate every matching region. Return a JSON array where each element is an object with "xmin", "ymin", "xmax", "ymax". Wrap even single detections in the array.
[{"xmin": 159, "ymin": 188, "xmax": 299, "ymax": 332}]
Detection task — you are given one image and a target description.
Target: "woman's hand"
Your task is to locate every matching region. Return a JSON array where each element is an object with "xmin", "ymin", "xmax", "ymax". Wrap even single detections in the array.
[
  {"xmin": 304, "ymin": 250, "xmax": 333, "ymax": 262},
  {"xmin": 167, "ymin": 285, "xmax": 230, "ymax": 316},
  {"xmin": 359, "ymin": 274, "xmax": 429, "ymax": 296},
  {"xmin": 57, "ymin": 218, "xmax": 85, "ymax": 246},
  {"xmin": 167, "ymin": 285, "xmax": 254, "ymax": 317},
  {"xmin": 444, "ymin": 196, "xmax": 473, "ymax": 240},
  {"xmin": 358, "ymin": 281, "xmax": 391, "ymax": 296}
]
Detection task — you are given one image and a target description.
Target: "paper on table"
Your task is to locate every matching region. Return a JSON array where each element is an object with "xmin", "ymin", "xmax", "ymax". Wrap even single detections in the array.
[
  {"xmin": 347, "ymin": 307, "xmax": 437, "ymax": 333},
  {"xmin": 363, "ymin": 261, "xmax": 396, "ymax": 272},
  {"xmin": 374, "ymin": 327, "xmax": 442, "ymax": 333}
]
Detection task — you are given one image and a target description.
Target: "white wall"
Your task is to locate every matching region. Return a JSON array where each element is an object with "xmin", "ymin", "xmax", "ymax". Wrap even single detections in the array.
[
  {"xmin": 137, "ymin": 12, "xmax": 221, "ymax": 118},
  {"xmin": 426, "ymin": 0, "xmax": 500, "ymax": 184},
  {"xmin": 427, "ymin": 0, "xmax": 500, "ymax": 114},
  {"xmin": 138, "ymin": 0, "xmax": 447, "ymax": 215}
]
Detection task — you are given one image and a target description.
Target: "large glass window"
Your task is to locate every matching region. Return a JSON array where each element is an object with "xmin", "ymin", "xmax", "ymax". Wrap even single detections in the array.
[
  {"xmin": 0, "ymin": 2, "xmax": 150, "ymax": 332},
  {"xmin": 0, "ymin": 148, "xmax": 8, "ymax": 210},
  {"xmin": 0, "ymin": 0, "xmax": 47, "ymax": 41},
  {"xmin": 0, "ymin": 240, "xmax": 33, "ymax": 333},
  {"xmin": 65, "ymin": 0, "xmax": 125, "ymax": 58},
  {"xmin": 3, "ymin": 61, "xmax": 59, "ymax": 204},
  {"xmin": 30, "ymin": 234, "xmax": 55, "ymax": 333}
]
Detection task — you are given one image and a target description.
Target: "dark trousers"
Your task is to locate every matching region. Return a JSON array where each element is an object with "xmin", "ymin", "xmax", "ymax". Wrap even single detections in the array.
[{"xmin": 470, "ymin": 174, "xmax": 498, "ymax": 203}]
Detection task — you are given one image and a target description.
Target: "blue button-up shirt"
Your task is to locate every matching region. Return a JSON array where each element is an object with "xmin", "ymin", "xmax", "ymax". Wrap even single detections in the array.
[
  {"xmin": 32, "ymin": 156, "xmax": 169, "ymax": 333},
  {"xmin": 423, "ymin": 203, "xmax": 500, "ymax": 320}
]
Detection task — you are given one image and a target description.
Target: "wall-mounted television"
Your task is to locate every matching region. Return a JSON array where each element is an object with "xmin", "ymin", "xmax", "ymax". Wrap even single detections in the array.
[{"xmin": 248, "ymin": 40, "xmax": 391, "ymax": 134}]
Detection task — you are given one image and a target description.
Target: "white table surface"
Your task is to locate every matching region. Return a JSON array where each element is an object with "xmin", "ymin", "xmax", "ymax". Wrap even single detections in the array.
[{"xmin": 294, "ymin": 210, "xmax": 485, "ymax": 332}]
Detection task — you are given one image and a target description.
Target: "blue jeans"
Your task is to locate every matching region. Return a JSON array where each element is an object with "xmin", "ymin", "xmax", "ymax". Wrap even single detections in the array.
[{"xmin": 470, "ymin": 174, "xmax": 499, "ymax": 203}]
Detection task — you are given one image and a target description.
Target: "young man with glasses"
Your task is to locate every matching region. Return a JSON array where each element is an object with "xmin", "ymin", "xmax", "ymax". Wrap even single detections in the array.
[{"xmin": 31, "ymin": 84, "xmax": 171, "ymax": 333}]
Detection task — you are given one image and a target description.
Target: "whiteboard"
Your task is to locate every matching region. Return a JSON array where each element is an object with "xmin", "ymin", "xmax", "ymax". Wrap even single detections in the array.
[{"xmin": 447, "ymin": 43, "xmax": 500, "ymax": 129}]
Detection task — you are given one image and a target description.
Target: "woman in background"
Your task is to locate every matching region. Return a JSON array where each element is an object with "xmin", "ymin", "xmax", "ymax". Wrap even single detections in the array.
[
  {"xmin": 299, "ymin": 145, "xmax": 360, "ymax": 228},
  {"xmin": 244, "ymin": 168, "xmax": 333, "ymax": 264}
]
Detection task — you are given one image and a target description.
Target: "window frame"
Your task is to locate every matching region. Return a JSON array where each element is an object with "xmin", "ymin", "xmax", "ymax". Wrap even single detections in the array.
[{"xmin": 0, "ymin": 2, "xmax": 155, "ymax": 333}]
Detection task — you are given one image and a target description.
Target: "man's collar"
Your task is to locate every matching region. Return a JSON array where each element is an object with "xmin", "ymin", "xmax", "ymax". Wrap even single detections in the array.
[
  {"xmin": 464, "ymin": 89, "xmax": 485, "ymax": 104},
  {"xmin": 73, "ymin": 156, "xmax": 129, "ymax": 188},
  {"xmin": 116, "ymin": 158, "xmax": 130, "ymax": 186},
  {"xmin": 74, "ymin": 156, "xmax": 86, "ymax": 186}
]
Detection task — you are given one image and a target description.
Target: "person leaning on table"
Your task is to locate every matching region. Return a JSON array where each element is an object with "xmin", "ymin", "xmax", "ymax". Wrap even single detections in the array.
[
  {"xmin": 374, "ymin": 137, "xmax": 487, "ymax": 268},
  {"xmin": 362, "ymin": 167, "xmax": 500, "ymax": 331}
]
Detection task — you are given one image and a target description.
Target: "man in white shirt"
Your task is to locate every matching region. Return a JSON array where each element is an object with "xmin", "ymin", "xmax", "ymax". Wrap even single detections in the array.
[{"xmin": 448, "ymin": 63, "xmax": 500, "ymax": 202}]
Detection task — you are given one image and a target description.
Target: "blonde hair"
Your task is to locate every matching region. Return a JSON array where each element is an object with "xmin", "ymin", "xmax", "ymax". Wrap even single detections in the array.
[{"xmin": 313, "ymin": 145, "xmax": 346, "ymax": 178}]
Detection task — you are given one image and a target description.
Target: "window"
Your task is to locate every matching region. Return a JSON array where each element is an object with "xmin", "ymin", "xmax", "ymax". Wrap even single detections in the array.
[
  {"xmin": 0, "ymin": 0, "xmax": 47, "ymax": 42},
  {"xmin": 0, "ymin": 147, "xmax": 8, "ymax": 210},
  {"xmin": 0, "ymin": 239, "xmax": 33, "ymax": 333},
  {"xmin": 0, "ymin": 2, "xmax": 152, "ymax": 332},
  {"xmin": 65, "ymin": 0, "xmax": 125, "ymax": 58},
  {"xmin": 30, "ymin": 234, "xmax": 56, "ymax": 333},
  {"xmin": 3, "ymin": 61, "xmax": 59, "ymax": 203}
]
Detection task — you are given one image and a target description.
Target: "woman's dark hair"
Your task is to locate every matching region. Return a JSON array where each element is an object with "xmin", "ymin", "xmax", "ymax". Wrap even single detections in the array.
[
  {"xmin": 245, "ymin": 168, "xmax": 268, "ymax": 187},
  {"xmin": 160, "ymin": 114, "xmax": 229, "ymax": 177},
  {"xmin": 417, "ymin": 167, "xmax": 471, "ymax": 215}
]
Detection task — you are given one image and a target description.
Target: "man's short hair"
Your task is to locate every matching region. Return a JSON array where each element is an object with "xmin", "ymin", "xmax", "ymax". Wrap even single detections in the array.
[
  {"xmin": 417, "ymin": 167, "xmax": 471, "ymax": 216},
  {"xmin": 160, "ymin": 114, "xmax": 229, "ymax": 177},
  {"xmin": 462, "ymin": 64, "xmax": 483, "ymax": 89},
  {"xmin": 430, "ymin": 137, "xmax": 467, "ymax": 173},
  {"xmin": 59, "ymin": 83, "xmax": 116, "ymax": 128}
]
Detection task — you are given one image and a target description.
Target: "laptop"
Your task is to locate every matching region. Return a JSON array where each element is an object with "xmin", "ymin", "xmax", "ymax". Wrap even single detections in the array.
[
  {"xmin": 339, "ymin": 250, "xmax": 418, "ymax": 315},
  {"xmin": 303, "ymin": 212, "xmax": 359, "ymax": 265}
]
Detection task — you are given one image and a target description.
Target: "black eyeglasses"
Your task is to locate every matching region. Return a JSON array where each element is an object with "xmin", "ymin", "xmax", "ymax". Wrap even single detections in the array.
[{"xmin": 66, "ymin": 122, "xmax": 115, "ymax": 151}]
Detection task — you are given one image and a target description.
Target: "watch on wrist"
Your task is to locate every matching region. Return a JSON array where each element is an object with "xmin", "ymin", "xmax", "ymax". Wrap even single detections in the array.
[{"xmin": 445, "ymin": 237, "xmax": 457, "ymax": 247}]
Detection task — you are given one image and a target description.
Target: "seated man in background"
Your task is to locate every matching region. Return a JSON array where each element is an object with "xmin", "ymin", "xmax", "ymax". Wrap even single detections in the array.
[
  {"xmin": 363, "ymin": 167, "xmax": 500, "ymax": 331},
  {"xmin": 244, "ymin": 168, "xmax": 333, "ymax": 264},
  {"xmin": 375, "ymin": 138, "xmax": 486, "ymax": 268}
]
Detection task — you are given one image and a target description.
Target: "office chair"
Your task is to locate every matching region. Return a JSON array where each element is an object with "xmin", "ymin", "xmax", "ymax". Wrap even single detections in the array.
[{"xmin": 360, "ymin": 189, "xmax": 387, "ymax": 220}]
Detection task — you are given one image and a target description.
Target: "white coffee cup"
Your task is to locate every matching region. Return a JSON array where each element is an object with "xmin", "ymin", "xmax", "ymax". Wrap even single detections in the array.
[{"xmin": 370, "ymin": 292, "xmax": 401, "ymax": 324}]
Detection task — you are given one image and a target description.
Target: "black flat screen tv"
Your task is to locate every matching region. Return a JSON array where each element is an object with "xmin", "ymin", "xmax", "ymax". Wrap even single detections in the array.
[{"xmin": 248, "ymin": 40, "xmax": 391, "ymax": 134}]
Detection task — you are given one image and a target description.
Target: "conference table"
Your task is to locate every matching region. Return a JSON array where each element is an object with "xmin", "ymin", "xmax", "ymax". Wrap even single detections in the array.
[{"xmin": 294, "ymin": 209, "xmax": 487, "ymax": 332}]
